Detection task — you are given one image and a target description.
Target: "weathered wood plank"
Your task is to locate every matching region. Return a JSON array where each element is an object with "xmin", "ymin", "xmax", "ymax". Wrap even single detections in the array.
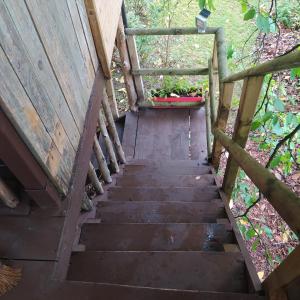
[
  {"xmin": 223, "ymin": 76, "xmax": 264, "ymax": 197},
  {"xmin": 67, "ymin": 0, "xmax": 95, "ymax": 82},
  {"xmin": 0, "ymin": 178, "xmax": 19, "ymax": 208},
  {"xmin": 205, "ymin": 93, "xmax": 213, "ymax": 160},
  {"xmin": 105, "ymin": 79, "xmax": 119, "ymax": 119},
  {"xmin": 4, "ymin": 0, "xmax": 81, "ymax": 150},
  {"xmin": 88, "ymin": 162, "xmax": 104, "ymax": 194},
  {"xmin": 122, "ymin": 112, "xmax": 139, "ymax": 160},
  {"xmin": 211, "ymin": 82, "xmax": 234, "ymax": 170},
  {"xmin": 133, "ymin": 67, "xmax": 209, "ymax": 76},
  {"xmin": 126, "ymin": 35, "xmax": 145, "ymax": 103},
  {"xmin": 190, "ymin": 108, "xmax": 207, "ymax": 161},
  {"xmin": 0, "ymin": 2, "xmax": 74, "ymax": 193},
  {"xmin": 125, "ymin": 27, "xmax": 218, "ymax": 35},
  {"xmin": 76, "ymin": 0, "xmax": 99, "ymax": 72},
  {"xmin": 0, "ymin": 47, "xmax": 68, "ymax": 194},
  {"xmin": 116, "ymin": 16, "xmax": 138, "ymax": 110},
  {"xmin": 26, "ymin": 0, "xmax": 91, "ymax": 130}
]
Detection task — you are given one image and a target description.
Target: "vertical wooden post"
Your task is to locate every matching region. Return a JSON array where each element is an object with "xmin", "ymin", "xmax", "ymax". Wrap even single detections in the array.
[
  {"xmin": 0, "ymin": 178, "xmax": 19, "ymax": 208},
  {"xmin": 211, "ymin": 82, "xmax": 234, "ymax": 170},
  {"xmin": 116, "ymin": 15, "xmax": 138, "ymax": 111},
  {"xmin": 98, "ymin": 109, "xmax": 120, "ymax": 173},
  {"xmin": 208, "ymin": 59, "xmax": 216, "ymax": 126},
  {"xmin": 204, "ymin": 91, "xmax": 212, "ymax": 160},
  {"xmin": 102, "ymin": 90, "xmax": 126, "ymax": 164},
  {"xmin": 88, "ymin": 162, "xmax": 104, "ymax": 194},
  {"xmin": 105, "ymin": 79, "xmax": 119, "ymax": 119},
  {"xmin": 126, "ymin": 35, "xmax": 145, "ymax": 103},
  {"xmin": 93, "ymin": 135, "xmax": 112, "ymax": 183},
  {"xmin": 222, "ymin": 76, "xmax": 264, "ymax": 197}
]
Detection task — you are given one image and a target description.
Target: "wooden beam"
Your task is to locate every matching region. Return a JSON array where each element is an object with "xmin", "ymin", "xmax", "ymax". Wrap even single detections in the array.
[
  {"xmin": 223, "ymin": 50, "xmax": 300, "ymax": 83},
  {"xmin": 213, "ymin": 128, "xmax": 300, "ymax": 236},
  {"xmin": 204, "ymin": 92, "xmax": 212, "ymax": 160},
  {"xmin": 105, "ymin": 79, "xmax": 119, "ymax": 119},
  {"xmin": 93, "ymin": 135, "xmax": 112, "ymax": 183},
  {"xmin": 222, "ymin": 76, "xmax": 264, "ymax": 198},
  {"xmin": 125, "ymin": 27, "xmax": 218, "ymax": 35},
  {"xmin": 101, "ymin": 89, "xmax": 126, "ymax": 164},
  {"xmin": 211, "ymin": 82, "xmax": 234, "ymax": 170},
  {"xmin": 126, "ymin": 35, "xmax": 145, "ymax": 103},
  {"xmin": 0, "ymin": 178, "xmax": 19, "ymax": 208},
  {"xmin": 88, "ymin": 161, "xmax": 104, "ymax": 194},
  {"xmin": 139, "ymin": 101, "xmax": 204, "ymax": 108},
  {"xmin": 116, "ymin": 16, "xmax": 138, "ymax": 110},
  {"xmin": 263, "ymin": 245, "xmax": 300, "ymax": 300},
  {"xmin": 54, "ymin": 68, "xmax": 106, "ymax": 280},
  {"xmin": 84, "ymin": 0, "xmax": 111, "ymax": 78},
  {"xmin": 208, "ymin": 59, "xmax": 216, "ymax": 126},
  {"xmin": 98, "ymin": 109, "xmax": 120, "ymax": 173},
  {"xmin": 132, "ymin": 68, "xmax": 209, "ymax": 76}
]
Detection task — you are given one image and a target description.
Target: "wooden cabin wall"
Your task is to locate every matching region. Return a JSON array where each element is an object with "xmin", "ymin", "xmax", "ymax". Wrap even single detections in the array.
[{"xmin": 0, "ymin": 0, "xmax": 99, "ymax": 195}]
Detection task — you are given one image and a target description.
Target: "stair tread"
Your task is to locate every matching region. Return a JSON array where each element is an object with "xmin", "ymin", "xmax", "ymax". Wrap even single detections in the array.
[
  {"xmin": 49, "ymin": 281, "xmax": 266, "ymax": 300},
  {"xmin": 124, "ymin": 164, "xmax": 211, "ymax": 176},
  {"xmin": 108, "ymin": 186, "xmax": 220, "ymax": 202},
  {"xmin": 68, "ymin": 251, "xmax": 247, "ymax": 292},
  {"xmin": 80, "ymin": 223, "xmax": 234, "ymax": 251},
  {"xmin": 116, "ymin": 174, "xmax": 215, "ymax": 187},
  {"xmin": 127, "ymin": 159, "xmax": 209, "ymax": 167},
  {"xmin": 96, "ymin": 200, "xmax": 225, "ymax": 223}
]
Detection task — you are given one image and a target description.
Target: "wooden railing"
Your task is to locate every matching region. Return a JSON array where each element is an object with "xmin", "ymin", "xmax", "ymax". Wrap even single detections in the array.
[{"xmin": 209, "ymin": 34, "xmax": 300, "ymax": 299}]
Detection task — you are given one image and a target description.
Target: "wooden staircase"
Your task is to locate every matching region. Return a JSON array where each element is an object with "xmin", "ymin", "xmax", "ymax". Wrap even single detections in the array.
[{"xmin": 65, "ymin": 159, "xmax": 264, "ymax": 299}]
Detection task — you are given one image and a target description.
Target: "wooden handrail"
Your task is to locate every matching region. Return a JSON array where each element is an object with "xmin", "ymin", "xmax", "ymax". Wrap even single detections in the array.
[
  {"xmin": 132, "ymin": 67, "xmax": 209, "ymax": 76},
  {"xmin": 213, "ymin": 128, "xmax": 300, "ymax": 237},
  {"xmin": 125, "ymin": 27, "xmax": 218, "ymax": 35},
  {"xmin": 223, "ymin": 49, "xmax": 300, "ymax": 83}
]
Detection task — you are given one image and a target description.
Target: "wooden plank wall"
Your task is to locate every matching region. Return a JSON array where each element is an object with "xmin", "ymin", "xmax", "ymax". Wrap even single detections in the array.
[{"xmin": 0, "ymin": 0, "xmax": 98, "ymax": 195}]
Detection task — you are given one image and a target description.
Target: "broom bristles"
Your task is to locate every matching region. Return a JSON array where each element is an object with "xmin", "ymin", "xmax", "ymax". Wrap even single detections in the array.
[{"xmin": 0, "ymin": 264, "xmax": 22, "ymax": 296}]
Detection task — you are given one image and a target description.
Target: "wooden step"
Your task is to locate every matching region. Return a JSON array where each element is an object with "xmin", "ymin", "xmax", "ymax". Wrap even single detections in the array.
[
  {"xmin": 96, "ymin": 200, "xmax": 225, "ymax": 223},
  {"xmin": 126, "ymin": 159, "xmax": 208, "ymax": 167},
  {"xmin": 116, "ymin": 174, "xmax": 215, "ymax": 187},
  {"xmin": 124, "ymin": 164, "xmax": 211, "ymax": 176},
  {"xmin": 80, "ymin": 223, "xmax": 234, "ymax": 251},
  {"xmin": 48, "ymin": 281, "xmax": 266, "ymax": 300},
  {"xmin": 68, "ymin": 251, "xmax": 247, "ymax": 292},
  {"xmin": 108, "ymin": 186, "xmax": 220, "ymax": 202}
]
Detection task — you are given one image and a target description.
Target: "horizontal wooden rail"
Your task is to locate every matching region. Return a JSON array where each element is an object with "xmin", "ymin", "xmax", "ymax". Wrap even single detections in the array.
[
  {"xmin": 125, "ymin": 27, "xmax": 218, "ymax": 36},
  {"xmin": 132, "ymin": 67, "xmax": 209, "ymax": 76},
  {"xmin": 223, "ymin": 50, "xmax": 300, "ymax": 83},
  {"xmin": 213, "ymin": 128, "xmax": 300, "ymax": 237}
]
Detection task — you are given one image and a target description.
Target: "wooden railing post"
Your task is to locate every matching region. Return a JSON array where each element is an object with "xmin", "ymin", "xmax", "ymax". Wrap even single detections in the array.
[
  {"xmin": 105, "ymin": 79, "xmax": 119, "ymax": 119},
  {"xmin": 204, "ymin": 91, "xmax": 212, "ymax": 160},
  {"xmin": 88, "ymin": 161, "xmax": 104, "ymax": 194},
  {"xmin": 102, "ymin": 90, "xmax": 126, "ymax": 164},
  {"xmin": 116, "ymin": 15, "xmax": 138, "ymax": 111},
  {"xmin": 0, "ymin": 177, "xmax": 19, "ymax": 208},
  {"xmin": 126, "ymin": 35, "xmax": 145, "ymax": 103},
  {"xmin": 263, "ymin": 245, "xmax": 300, "ymax": 300},
  {"xmin": 211, "ymin": 82, "xmax": 234, "ymax": 170},
  {"xmin": 222, "ymin": 76, "xmax": 264, "ymax": 198},
  {"xmin": 98, "ymin": 109, "xmax": 120, "ymax": 173},
  {"xmin": 93, "ymin": 135, "xmax": 112, "ymax": 183},
  {"xmin": 208, "ymin": 59, "xmax": 216, "ymax": 126}
]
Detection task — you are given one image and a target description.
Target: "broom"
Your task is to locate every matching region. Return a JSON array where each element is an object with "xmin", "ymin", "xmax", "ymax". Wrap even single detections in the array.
[{"xmin": 0, "ymin": 263, "xmax": 21, "ymax": 296}]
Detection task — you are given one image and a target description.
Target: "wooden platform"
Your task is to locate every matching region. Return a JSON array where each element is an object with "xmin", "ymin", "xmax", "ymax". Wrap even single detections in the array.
[{"xmin": 122, "ymin": 108, "xmax": 207, "ymax": 161}]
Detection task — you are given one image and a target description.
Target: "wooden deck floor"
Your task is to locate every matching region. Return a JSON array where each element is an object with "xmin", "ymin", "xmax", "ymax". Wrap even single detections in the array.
[{"xmin": 122, "ymin": 108, "xmax": 207, "ymax": 162}]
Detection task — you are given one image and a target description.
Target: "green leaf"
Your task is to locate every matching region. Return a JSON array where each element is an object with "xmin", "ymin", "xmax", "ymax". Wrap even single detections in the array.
[
  {"xmin": 291, "ymin": 67, "xmax": 300, "ymax": 80},
  {"xmin": 227, "ymin": 43, "xmax": 234, "ymax": 59},
  {"xmin": 274, "ymin": 98, "xmax": 285, "ymax": 112},
  {"xmin": 262, "ymin": 111, "xmax": 273, "ymax": 123},
  {"xmin": 263, "ymin": 226, "xmax": 273, "ymax": 238},
  {"xmin": 207, "ymin": 0, "xmax": 215, "ymax": 11},
  {"xmin": 244, "ymin": 8, "xmax": 256, "ymax": 20},
  {"xmin": 246, "ymin": 228, "xmax": 256, "ymax": 240},
  {"xmin": 270, "ymin": 155, "xmax": 282, "ymax": 168},
  {"xmin": 256, "ymin": 13, "xmax": 270, "ymax": 32},
  {"xmin": 252, "ymin": 238, "xmax": 260, "ymax": 251},
  {"xmin": 251, "ymin": 120, "xmax": 262, "ymax": 131}
]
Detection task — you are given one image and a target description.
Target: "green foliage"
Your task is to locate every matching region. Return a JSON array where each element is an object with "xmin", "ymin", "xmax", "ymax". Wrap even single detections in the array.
[
  {"xmin": 198, "ymin": 0, "xmax": 215, "ymax": 11},
  {"xmin": 277, "ymin": 0, "xmax": 300, "ymax": 29},
  {"xmin": 243, "ymin": 8, "xmax": 256, "ymax": 21}
]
